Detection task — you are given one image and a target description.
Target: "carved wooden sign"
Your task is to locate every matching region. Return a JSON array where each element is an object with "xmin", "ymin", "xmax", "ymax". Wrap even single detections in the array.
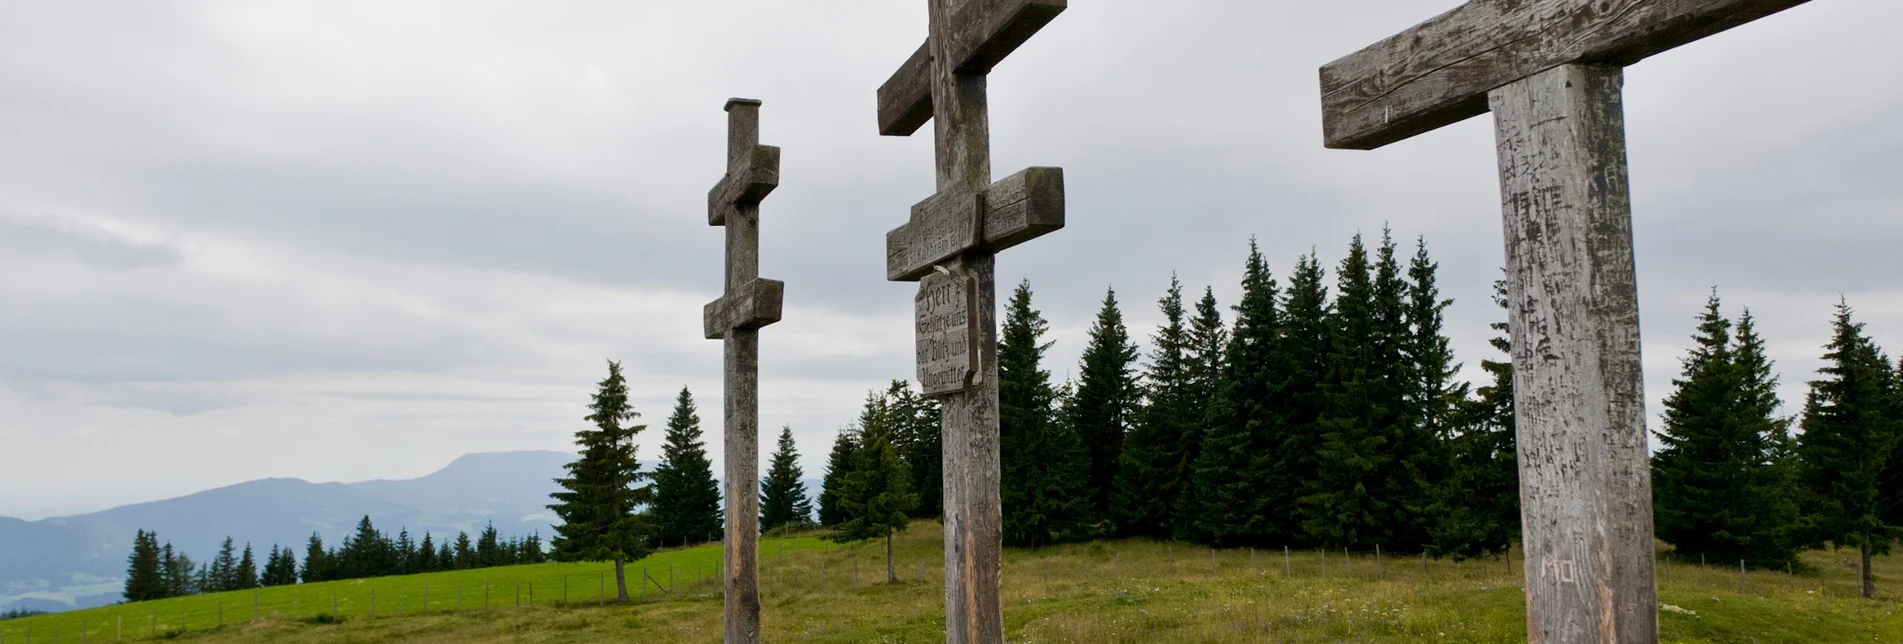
[{"xmin": 915, "ymin": 267, "xmax": 979, "ymax": 396}]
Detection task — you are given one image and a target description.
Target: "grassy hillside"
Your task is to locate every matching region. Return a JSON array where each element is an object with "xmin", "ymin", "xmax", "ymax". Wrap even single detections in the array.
[{"xmin": 2, "ymin": 525, "xmax": 1898, "ymax": 642}]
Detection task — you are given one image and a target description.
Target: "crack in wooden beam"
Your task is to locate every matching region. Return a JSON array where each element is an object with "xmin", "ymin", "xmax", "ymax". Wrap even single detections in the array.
[
  {"xmin": 877, "ymin": 0, "xmax": 1066, "ymax": 136},
  {"xmin": 1319, "ymin": 0, "xmax": 1814, "ymax": 150}
]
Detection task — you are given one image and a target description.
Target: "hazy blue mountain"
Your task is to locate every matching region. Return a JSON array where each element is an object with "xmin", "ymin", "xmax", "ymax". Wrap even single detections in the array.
[
  {"xmin": 0, "ymin": 450, "xmax": 587, "ymax": 612},
  {"xmin": 0, "ymin": 450, "xmax": 825, "ymax": 613}
]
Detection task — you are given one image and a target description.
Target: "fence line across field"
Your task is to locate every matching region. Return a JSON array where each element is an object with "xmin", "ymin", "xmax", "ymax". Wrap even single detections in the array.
[{"xmin": 0, "ymin": 541, "xmax": 1870, "ymax": 641}]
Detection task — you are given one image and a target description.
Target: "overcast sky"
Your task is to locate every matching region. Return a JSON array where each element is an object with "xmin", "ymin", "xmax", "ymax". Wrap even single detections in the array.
[{"xmin": 2, "ymin": 1, "xmax": 1898, "ymax": 520}]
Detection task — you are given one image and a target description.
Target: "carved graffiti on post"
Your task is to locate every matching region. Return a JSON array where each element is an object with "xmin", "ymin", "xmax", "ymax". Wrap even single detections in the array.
[
  {"xmin": 916, "ymin": 267, "xmax": 979, "ymax": 396},
  {"xmin": 1317, "ymin": 1, "xmax": 1820, "ymax": 641},
  {"xmin": 872, "ymin": 1, "xmax": 1069, "ymax": 641}
]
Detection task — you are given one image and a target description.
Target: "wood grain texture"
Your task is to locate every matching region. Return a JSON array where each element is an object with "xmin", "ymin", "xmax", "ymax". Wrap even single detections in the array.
[
  {"xmin": 929, "ymin": 0, "xmax": 1003, "ymax": 640},
  {"xmin": 878, "ymin": 0, "xmax": 1066, "ymax": 136},
  {"xmin": 885, "ymin": 166, "xmax": 1064, "ymax": 281},
  {"xmin": 723, "ymin": 327, "xmax": 761, "ymax": 643},
  {"xmin": 708, "ymin": 98, "xmax": 776, "ymax": 644},
  {"xmin": 702, "ymin": 277, "xmax": 785, "ymax": 340},
  {"xmin": 1320, "ymin": 0, "xmax": 1813, "ymax": 150},
  {"xmin": 1490, "ymin": 64, "xmax": 1657, "ymax": 644}
]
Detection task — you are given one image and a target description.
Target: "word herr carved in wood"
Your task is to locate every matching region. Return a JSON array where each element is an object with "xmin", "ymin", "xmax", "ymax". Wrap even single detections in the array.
[
  {"xmin": 874, "ymin": 0, "xmax": 1068, "ymax": 642},
  {"xmin": 705, "ymin": 97, "xmax": 780, "ymax": 644},
  {"xmin": 916, "ymin": 267, "xmax": 979, "ymax": 396}
]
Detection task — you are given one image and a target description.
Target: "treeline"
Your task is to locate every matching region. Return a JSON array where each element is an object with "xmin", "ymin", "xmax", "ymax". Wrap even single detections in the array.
[
  {"xmin": 820, "ymin": 230, "xmax": 1517, "ymax": 558},
  {"xmin": 123, "ymin": 531, "xmax": 295, "ymax": 601},
  {"xmin": 300, "ymin": 516, "xmax": 546, "ymax": 583},
  {"xmin": 812, "ymin": 228, "xmax": 1903, "ymax": 600},
  {"xmin": 1653, "ymin": 293, "xmax": 1903, "ymax": 597},
  {"xmin": 122, "ymin": 516, "xmax": 548, "ymax": 602}
]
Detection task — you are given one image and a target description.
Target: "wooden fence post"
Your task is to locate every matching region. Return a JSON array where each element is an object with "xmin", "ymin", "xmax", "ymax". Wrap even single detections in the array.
[
  {"xmin": 1739, "ymin": 560, "xmax": 1746, "ymax": 594},
  {"xmin": 1285, "ymin": 546, "xmax": 1291, "ymax": 577},
  {"xmin": 1376, "ymin": 544, "xmax": 1383, "ymax": 580}
]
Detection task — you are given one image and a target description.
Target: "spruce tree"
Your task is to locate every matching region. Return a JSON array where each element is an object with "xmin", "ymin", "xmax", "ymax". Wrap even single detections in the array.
[
  {"xmin": 818, "ymin": 428, "xmax": 860, "ymax": 527},
  {"xmin": 395, "ymin": 528, "xmax": 416, "ymax": 574},
  {"xmin": 173, "ymin": 552, "xmax": 198, "ymax": 596},
  {"xmin": 886, "ymin": 381, "xmax": 944, "ymax": 519},
  {"xmin": 234, "ymin": 544, "xmax": 258, "ymax": 590},
  {"xmin": 454, "ymin": 532, "xmax": 475, "ymax": 569},
  {"xmin": 301, "ymin": 533, "xmax": 327, "ymax": 583},
  {"xmin": 999, "ymin": 279, "xmax": 1088, "ymax": 546},
  {"xmin": 343, "ymin": 516, "xmax": 381, "ymax": 578},
  {"xmin": 1734, "ymin": 308, "xmax": 1803, "ymax": 566},
  {"xmin": 1112, "ymin": 275, "xmax": 1190, "ymax": 538},
  {"xmin": 477, "ymin": 522, "xmax": 502, "ymax": 568},
  {"xmin": 260, "ymin": 545, "xmax": 292, "ymax": 587},
  {"xmin": 1271, "ymin": 252, "xmax": 1330, "ymax": 545},
  {"xmin": 547, "ymin": 360, "xmax": 655, "ymax": 602},
  {"xmin": 1302, "ymin": 233, "xmax": 1393, "ymax": 549},
  {"xmin": 1176, "ymin": 286, "xmax": 1228, "ymax": 541},
  {"xmin": 1192, "ymin": 240, "xmax": 1283, "ymax": 546},
  {"xmin": 761, "ymin": 425, "xmax": 815, "ymax": 533},
  {"xmin": 1398, "ymin": 236, "xmax": 1464, "ymax": 548},
  {"xmin": 1653, "ymin": 290, "xmax": 1800, "ymax": 568},
  {"xmin": 1797, "ymin": 300, "xmax": 1899, "ymax": 598},
  {"xmin": 123, "ymin": 530, "xmax": 162, "ymax": 602},
  {"xmin": 1368, "ymin": 229, "xmax": 1419, "ymax": 547},
  {"xmin": 158, "ymin": 542, "xmax": 179, "ymax": 599},
  {"xmin": 438, "ymin": 541, "xmax": 454, "ymax": 572},
  {"xmin": 416, "ymin": 533, "xmax": 437, "ymax": 573},
  {"xmin": 1069, "ymin": 287, "xmax": 1142, "ymax": 526},
  {"xmin": 210, "ymin": 537, "xmax": 239, "ymax": 592},
  {"xmin": 832, "ymin": 407, "xmax": 918, "ymax": 583},
  {"xmin": 651, "ymin": 387, "xmax": 724, "ymax": 545},
  {"xmin": 1429, "ymin": 278, "xmax": 1520, "ymax": 559},
  {"xmin": 1885, "ymin": 352, "xmax": 1903, "ymax": 530}
]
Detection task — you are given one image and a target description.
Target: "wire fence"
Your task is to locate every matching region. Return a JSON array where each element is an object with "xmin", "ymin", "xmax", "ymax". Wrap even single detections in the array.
[{"xmin": 0, "ymin": 539, "xmax": 1886, "ymax": 642}]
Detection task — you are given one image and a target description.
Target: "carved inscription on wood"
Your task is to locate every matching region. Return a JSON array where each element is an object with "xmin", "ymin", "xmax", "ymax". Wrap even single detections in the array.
[
  {"xmin": 888, "ymin": 191, "xmax": 982, "ymax": 282},
  {"xmin": 915, "ymin": 267, "xmax": 979, "ymax": 396}
]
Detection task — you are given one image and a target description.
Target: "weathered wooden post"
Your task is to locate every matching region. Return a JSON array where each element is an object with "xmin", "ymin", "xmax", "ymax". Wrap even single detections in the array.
[
  {"xmin": 1318, "ymin": 1, "xmax": 1817, "ymax": 640},
  {"xmin": 874, "ymin": 2, "xmax": 1068, "ymax": 641},
  {"xmin": 704, "ymin": 96, "xmax": 785, "ymax": 644}
]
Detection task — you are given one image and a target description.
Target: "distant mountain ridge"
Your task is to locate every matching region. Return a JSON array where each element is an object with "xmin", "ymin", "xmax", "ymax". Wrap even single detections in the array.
[
  {"xmin": 0, "ymin": 450, "xmax": 822, "ymax": 614},
  {"xmin": 0, "ymin": 450, "xmax": 581, "ymax": 613}
]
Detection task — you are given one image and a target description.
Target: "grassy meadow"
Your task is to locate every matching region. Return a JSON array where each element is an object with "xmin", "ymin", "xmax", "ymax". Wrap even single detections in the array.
[{"xmin": 1, "ymin": 524, "xmax": 1898, "ymax": 642}]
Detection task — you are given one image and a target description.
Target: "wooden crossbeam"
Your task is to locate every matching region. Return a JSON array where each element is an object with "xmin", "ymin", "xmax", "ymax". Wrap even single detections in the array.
[
  {"xmin": 703, "ymin": 277, "xmax": 784, "ymax": 339},
  {"xmin": 707, "ymin": 146, "xmax": 780, "ymax": 226},
  {"xmin": 1319, "ymin": 0, "xmax": 1813, "ymax": 150},
  {"xmin": 877, "ymin": 0, "xmax": 1066, "ymax": 136},
  {"xmin": 885, "ymin": 167, "xmax": 1064, "ymax": 281}
]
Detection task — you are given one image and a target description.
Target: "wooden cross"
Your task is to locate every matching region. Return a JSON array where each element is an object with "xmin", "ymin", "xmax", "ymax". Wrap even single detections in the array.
[
  {"xmin": 703, "ymin": 97, "xmax": 782, "ymax": 644},
  {"xmin": 1319, "ymin": 1, "xmax": 1813, "ymax": 641},
  {"xmin": 875, "ymin": 1, "xmax": 1066, "ymax": 642}
]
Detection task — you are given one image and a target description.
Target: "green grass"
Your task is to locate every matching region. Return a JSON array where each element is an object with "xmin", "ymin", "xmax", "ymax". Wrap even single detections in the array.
[{"xmin": 2, "ymin": 526, "xmax": 1898, "ymax": 642}]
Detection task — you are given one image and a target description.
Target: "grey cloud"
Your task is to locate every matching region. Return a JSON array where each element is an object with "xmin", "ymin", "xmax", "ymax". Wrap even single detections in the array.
[
  {"xmin": 0, "ymin": 207, "xmax": 183, "ymax": 269},
  {"xmin": 1, "ymin": 0, "xmax": 1900, "ymax": 514}
]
